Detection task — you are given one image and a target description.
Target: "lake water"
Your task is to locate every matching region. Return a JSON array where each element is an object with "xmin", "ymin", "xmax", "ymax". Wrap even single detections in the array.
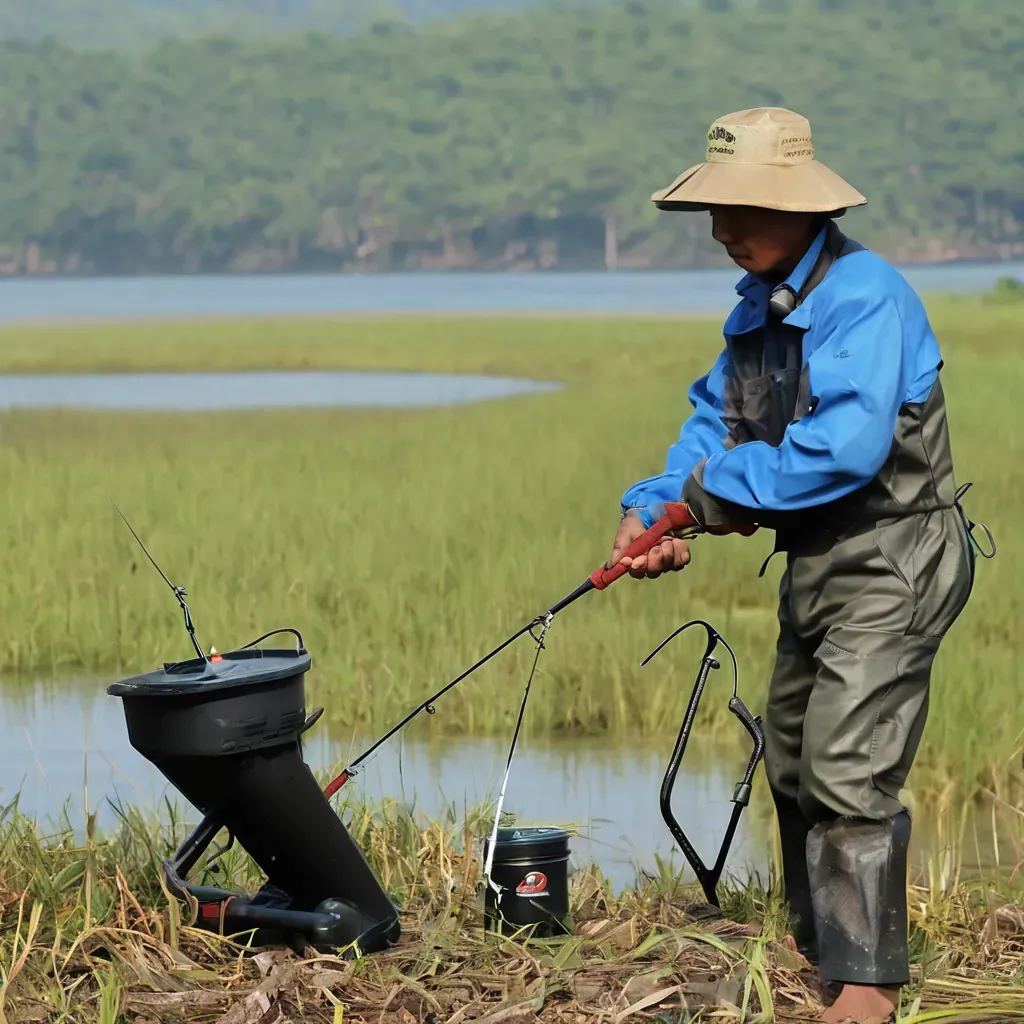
[
  {"xmin": 1, "ymin": 677, "xmax": 772, "ymax": 893},
  {"xmin": 3, "ymin": 677, "xmax": 1014, "ymax": 892},
  {"xmin": 0, "ymin": 262, "xmax": 1021, "ymax": 321},
  {"xmin": 0, "ymin": 371, "xmax": 562, "ymax": 412}
]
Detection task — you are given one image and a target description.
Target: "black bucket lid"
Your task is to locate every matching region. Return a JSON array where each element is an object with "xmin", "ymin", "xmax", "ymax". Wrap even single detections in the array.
[
  {"xmin": 107, "ymin": 648, "xmax": 311, "ymax": 697},
  {"xmin": 485, "ymin": 826, "xmax": 570, "ymax": 862}
]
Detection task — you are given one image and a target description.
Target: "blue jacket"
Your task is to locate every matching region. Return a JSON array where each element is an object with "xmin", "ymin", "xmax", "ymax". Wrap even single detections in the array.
[{"xmin": 621, "ymin": 225, "xmax": 944, "ymax": 528}]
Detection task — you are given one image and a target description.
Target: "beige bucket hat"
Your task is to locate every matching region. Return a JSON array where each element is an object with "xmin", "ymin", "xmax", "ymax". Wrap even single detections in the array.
[{"xmin": 652, "ymin": 107, "xmax": 867, "ymax": 215}]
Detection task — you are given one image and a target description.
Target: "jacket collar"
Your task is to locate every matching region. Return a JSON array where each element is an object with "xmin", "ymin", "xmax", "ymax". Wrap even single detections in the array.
[{"xmin": 724, "ymin": 224, "xmax": 828, "ymax": 336}]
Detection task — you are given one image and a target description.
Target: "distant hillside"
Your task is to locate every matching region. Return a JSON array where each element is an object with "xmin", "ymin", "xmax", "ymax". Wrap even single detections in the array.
[{"xmin": 1, "ymin": 0, "xmax": 1021, "ymax": 275}]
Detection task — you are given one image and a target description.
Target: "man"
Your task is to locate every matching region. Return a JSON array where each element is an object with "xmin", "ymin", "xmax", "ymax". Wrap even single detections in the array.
[{"xmin": 608, "ymin": 108, "xmax": 986, "ymax": 1024}]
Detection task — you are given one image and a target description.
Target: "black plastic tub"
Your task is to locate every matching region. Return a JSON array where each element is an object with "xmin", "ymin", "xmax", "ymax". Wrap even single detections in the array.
[
  {"xmin": 108, "ymin": 647, "xmax": 400, "ymax": 953},
  {"xmin": 483, "ymin": 826, "xmax": 571, "ymax": 938}
]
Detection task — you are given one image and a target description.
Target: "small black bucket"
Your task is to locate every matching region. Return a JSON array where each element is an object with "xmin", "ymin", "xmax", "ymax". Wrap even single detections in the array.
[{"xmin": 483, "ymin": 826, "xmax": 571, "ymax": 938}]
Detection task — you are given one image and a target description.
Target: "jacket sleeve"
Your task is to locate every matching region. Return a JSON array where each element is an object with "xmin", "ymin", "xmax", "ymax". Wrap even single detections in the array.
[
  {"xmin": 687, "ymin": 292, "xmax": 908, "ymax": 519},
  {"xmin": 620, "ymin": 348, "xmax": 732, "ymax": 528}
]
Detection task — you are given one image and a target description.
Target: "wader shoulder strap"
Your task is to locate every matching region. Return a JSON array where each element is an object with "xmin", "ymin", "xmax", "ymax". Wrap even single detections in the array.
[
  {"xmin": 756, "ymin": 223, "xmax": 864, "ymax": 578},
  {"xmin": 796, "ymin": 221, "xmax": 863, "ymax": 305}
]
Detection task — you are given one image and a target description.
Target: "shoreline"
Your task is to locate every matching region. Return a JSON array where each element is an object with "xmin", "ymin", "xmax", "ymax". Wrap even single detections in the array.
[
  {"xmin": 2, "ymin": 250, "xmax": 1024, "ymax": 281},
  {"xmin": 0, "ymin": 292, "xmax": 990, "ymax": 330},
  {"xmin": 0, "ymin": 307, "xmax": 734, "ymax": 328}
]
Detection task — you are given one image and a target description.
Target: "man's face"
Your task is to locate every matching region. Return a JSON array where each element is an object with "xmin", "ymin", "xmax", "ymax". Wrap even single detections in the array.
[{"xmin": 710, "ymin": 205, "xmax": 820, "ymax": 277}]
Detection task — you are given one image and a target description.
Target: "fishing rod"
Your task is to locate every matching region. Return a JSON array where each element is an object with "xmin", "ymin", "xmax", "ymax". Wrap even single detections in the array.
[
  {"xmin": 321, "ymin": 499, "xmax": 735, "ymax": 798},
  {"xmin": 111, "ymin": 500, "xmax": 206, "ymax": 662}
]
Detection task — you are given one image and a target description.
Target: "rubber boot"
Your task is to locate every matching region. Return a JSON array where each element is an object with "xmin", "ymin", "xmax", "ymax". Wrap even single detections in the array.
[
  {"xmin": 806, "ymin": 811, "xmax": 912, "ymax": 986},
  {"xmin": 774, "ymin": 794, "xmax": 818, "ymax": 962}
]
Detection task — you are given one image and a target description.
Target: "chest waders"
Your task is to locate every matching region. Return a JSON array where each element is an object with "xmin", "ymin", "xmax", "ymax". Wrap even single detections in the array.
[{"xmin": 685, "ymin": 222, "xmax": 994, "ymax": 987}]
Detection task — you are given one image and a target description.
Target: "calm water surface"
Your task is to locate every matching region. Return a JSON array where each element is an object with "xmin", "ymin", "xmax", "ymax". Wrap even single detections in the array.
[
  {"xmin": 2, "ymin": 677, "xmax": 1013, "ymax": 891},
  {"xmin": 1, "ymin": 678, "xmax": 771, "ymax": 893},
  {"xmin": 0, "ymin": 263, "xmax": 1020, "ymax": 321},
  {"xmin": 0, "ymin": 371, "xmax": 562, "ymax": 412}
]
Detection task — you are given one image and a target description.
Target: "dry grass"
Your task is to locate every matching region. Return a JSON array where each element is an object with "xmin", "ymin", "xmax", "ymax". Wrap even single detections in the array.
[{"xmin": 1, "ymin": 793, "xmax": 1022, "ymax": 1024}]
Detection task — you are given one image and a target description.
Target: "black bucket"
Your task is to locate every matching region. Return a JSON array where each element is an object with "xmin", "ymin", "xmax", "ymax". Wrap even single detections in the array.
[
  {"xmin": 483, "ymin": 826, "xmax": 571, "ymax": 938},
  {"xmin": 107, "ymin": 647, "xmax": 400, "ymax": 954}
]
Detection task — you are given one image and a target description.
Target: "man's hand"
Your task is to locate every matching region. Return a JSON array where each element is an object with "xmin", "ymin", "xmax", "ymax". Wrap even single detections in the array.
[{"xmin": 608, "ymin": 509, "xmax": 691, "ymax": 580}]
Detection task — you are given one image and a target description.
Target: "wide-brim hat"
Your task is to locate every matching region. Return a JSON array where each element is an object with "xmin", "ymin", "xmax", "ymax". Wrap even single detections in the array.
[{"xmin": 652, "ymin": 107, "xmax": 867, "ymax": 215}]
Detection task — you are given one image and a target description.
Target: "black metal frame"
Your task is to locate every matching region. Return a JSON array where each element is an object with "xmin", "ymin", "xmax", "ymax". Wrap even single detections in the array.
[
  {"xmin": 154, "ymin": 707, "xmax": 397, "ymax": 952},
  {"xmin": 163, "ymin": 832, "xmax": 362, "ymax": 948},
  {"xmin": 643, "ymin": 619, "xmax": 765, "ymax": 908}
]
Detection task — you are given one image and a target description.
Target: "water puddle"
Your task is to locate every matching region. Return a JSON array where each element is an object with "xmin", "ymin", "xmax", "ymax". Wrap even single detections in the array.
[{"xmin": 0, "ymin": 371, "xmax": 562, "ymax": 412}]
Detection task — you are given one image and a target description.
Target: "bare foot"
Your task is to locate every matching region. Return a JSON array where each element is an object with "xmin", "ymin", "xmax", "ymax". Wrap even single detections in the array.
[{"xmin": 819, "ymin": 983, "xmax": 899, "ymax": 1023}]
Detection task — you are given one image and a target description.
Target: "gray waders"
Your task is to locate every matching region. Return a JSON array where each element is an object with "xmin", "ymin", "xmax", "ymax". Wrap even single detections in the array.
[{"xmin": 683, "ymin": 222, "xmax": 990, "ymax": 986}]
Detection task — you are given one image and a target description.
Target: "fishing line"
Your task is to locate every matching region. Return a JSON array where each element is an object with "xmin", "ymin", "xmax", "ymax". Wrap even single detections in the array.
[{"xmin": 482, "ymin": 611, "xmax": 553, "ymax": 897}]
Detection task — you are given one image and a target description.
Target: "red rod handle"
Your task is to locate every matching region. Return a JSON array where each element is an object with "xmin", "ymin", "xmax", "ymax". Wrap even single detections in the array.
[
  {"xmin": 323, "ymin": 770, "xmax": 351, "ymax": 800},
  {"xmin": 590, "ymin": 502, "xmax": 701, "ymax": 590}
]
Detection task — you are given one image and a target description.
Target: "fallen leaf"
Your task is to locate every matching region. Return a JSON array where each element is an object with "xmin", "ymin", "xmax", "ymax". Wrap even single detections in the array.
[
  {"xmin": 215, "ymin": 990, "xmax": 272, "ymax": 1024},
  {"xmin": 577, "ymin": 918, "xmax": 614, "ymax": 937},
  {"xmin": 256, "ymin": 1004, "xmax": 285, "ymax": 1024},
  {"xmin": 681, "ymin": 979, "xmax": 742, "ymax": 1008},
  {"xmin": 212, "ymin": 957, "xmax": 301, "ymax": 1024},
  {"xmin": 444, "ymin": 999, "xmax": 484, "ymax": 1024},
  {"xmin": 127, "ymin": 991, "xmax": 231, "ymax": 1010},
  {"xmin": 613, "ymin": 984, "xmax": 681, "ymax": 1023},
  {"xmin": 309, "ymin": 969, "xmax": 354, "ymax": 990},
  {"xmin": 253, "ymin": 950, "xmax": 293, "ymax": 979},
  {"xmin": 619, "ymin": 968, "xmax": 676, "ymax": 1008},
  {"xmin": 774, "ymin": 943, "xmax": 813, "ymax": 973},
  {"xmin": 569, "ymin": 973, "xmax": 608, "ymax": 1006},
  {"xmin": 577, "ymin": 917, "xmax": 637, "ymax": 950}
]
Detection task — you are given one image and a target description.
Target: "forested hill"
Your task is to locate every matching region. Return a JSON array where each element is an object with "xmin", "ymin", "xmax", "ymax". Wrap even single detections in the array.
[{"xmin": 1, "ymin": 0, "xmax": 1022, "ymax": 276}]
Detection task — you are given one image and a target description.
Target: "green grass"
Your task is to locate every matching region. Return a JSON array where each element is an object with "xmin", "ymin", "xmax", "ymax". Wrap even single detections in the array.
[{"xmin": 0, "ymin": 303, "xmax": 1021, "ymax": 801}]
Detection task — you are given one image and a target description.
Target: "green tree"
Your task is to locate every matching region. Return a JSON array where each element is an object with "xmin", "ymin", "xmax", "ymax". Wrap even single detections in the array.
[{"xmin": 0, "ymin": 0, "xmax": 1021, "ymax": 274}]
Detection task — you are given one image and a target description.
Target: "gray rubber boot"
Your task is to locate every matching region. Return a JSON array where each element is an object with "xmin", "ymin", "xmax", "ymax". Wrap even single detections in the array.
[{"xmin": 806, "ymin": 811, "xmax": 912, "ymax": 986}]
